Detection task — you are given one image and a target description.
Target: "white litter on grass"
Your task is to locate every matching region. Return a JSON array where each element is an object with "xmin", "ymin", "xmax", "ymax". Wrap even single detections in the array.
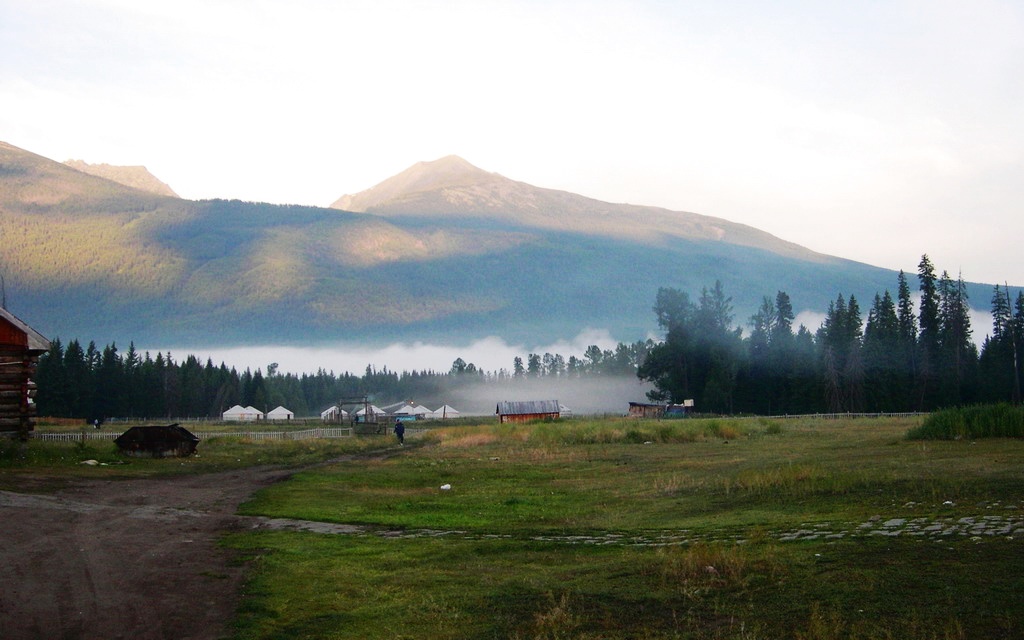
[
  {"xmin": 80, "ymin": 460, "xmax": 99, "ymax": 466},
  {"xmin": 440, "ymin": 484, "xmax": 452, "ymax": 491}
]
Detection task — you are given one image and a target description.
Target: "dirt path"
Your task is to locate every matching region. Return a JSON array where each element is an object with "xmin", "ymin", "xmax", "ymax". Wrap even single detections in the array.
[
  {"xmin": 0, "ymin": 467, "xmax": 292, "ymax": 640},
  {"xmin": 5, "ymin": 458, "xmax": 1020, "ymax": 640}
]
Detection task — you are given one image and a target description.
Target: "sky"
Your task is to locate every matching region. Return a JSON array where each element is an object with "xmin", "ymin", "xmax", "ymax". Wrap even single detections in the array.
[{"xmin": 2, "ymin": 1, "xmax": 1022, "ymax": 374}]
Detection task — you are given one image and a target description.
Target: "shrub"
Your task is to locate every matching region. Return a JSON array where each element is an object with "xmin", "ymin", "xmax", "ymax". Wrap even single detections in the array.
[
  {"xmin": 705, "ymin": 420, "xmax": 742, "ymax": 440},
  {"xmin": 907, "ymin": 404, "xmax": 1024, "ymax": 440}
]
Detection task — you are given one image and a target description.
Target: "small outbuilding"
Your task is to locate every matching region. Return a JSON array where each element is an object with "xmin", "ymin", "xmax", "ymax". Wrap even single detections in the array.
[
  {"xmin": 664, "ymin": 400, "xmax": 695, "ymax": 418},
  {"xmin": 267, "ymin": 406, "xmax": 294, "ymax": 421},
  {"xmin": 496, "ymin": 400, "xmax": 561, "ymax": 424},
  {"xmin": 628, "ymin": 402, "xmax": 666, "ymax": 419},
  {"xmin": 0, "ymin": 307, "xmax": 50, "ymax": 439},
  {"xmin": 114, "ymin": 424, "xmax": 200, "ymax": 458}
]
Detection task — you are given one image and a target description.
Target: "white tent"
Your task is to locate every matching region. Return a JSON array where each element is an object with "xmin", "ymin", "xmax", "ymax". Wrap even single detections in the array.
[
  {"xmin": 267, "ymin": 406, "xmax": 294, "ymax": 420},
  {"xmin": 394, "ymin": 404, "xmax": 429, "ymax": 417},
  {"xmin": 320, "ymin": 405, "xmax": 349, "ymax": 421},
  {"xmin": 429, "ymin": 405, "xmax": 460, "ymax": 419},
  {"xmin": 354, "ymin": 405, "xmax": 386, "ymax": 422},
  {"xmin": 223, "ymin": 404, "xmax": 263, "ymax": 421}
]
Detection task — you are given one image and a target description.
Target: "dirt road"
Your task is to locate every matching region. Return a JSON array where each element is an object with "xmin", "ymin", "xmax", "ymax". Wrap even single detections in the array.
[{"xmin": 0, "ymin": 467, "xmax": 291, "ymax": 640}]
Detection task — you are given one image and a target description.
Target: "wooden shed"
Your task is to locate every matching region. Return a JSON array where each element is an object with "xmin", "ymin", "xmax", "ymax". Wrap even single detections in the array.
[
  {"xmin": 496, "ymin": 400, "xmax": 561, "ymax": 424},
  {"xmin": 0, "ymin": 308, "xmax": 50, "ymax": 439}
]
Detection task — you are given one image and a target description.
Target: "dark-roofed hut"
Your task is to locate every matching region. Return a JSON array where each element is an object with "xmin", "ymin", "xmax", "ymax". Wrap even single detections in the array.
[
  {"xmin": 114, "ymin": 424, "xmax": 200, "ymax": 458},
  {"xmin": 496, "ymin": 400, "xmax": 561, "ymax": 424},
  {"xmin": 628, "ymin": 402, "xmax": 666, "ymax": 419},
  {"xmin": 0, "ymin": 308, "xmax": 50, "ymax": 440}
]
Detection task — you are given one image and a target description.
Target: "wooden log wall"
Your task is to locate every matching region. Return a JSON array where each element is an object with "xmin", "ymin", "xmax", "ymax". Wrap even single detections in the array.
[{"xmin": 0, "ymin": 347, "xmax": 39, "ymax": 438}]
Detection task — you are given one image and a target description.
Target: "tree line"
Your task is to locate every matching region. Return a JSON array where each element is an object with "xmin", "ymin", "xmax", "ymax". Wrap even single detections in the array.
[
  {"xmin": 638, "ymin": 255, "xmax": 1023, "ymax": 414},
  {"xmin": 33, "ymin": 338, "xmax": 652, "ymax": 421}
]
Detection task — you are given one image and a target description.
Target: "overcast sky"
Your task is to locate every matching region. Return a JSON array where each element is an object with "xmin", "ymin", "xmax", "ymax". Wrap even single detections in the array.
[{"xmin": 3, "ymin": 0, "xmax": 1023, "ymax": 289}]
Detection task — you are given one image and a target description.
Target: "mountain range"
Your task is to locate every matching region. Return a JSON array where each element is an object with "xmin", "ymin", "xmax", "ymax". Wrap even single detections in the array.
[
  {"xmin": 63, "ymin": 159, "xmax": 178, "ymax": 197},
  {"xmin": 0, "ymin": 141, "xmax": 993, "ymax": 350}
]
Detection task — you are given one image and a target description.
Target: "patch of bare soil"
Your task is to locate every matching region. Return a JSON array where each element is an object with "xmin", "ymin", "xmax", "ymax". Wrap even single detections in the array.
[{"xmin": 0, "ymin": 467, "xmax": 292, "ymax": 640}]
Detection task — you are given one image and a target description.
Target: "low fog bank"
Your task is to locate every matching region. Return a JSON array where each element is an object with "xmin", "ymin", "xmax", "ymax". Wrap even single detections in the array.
[
  {"xmin": 156, "ymin": 329, "xmax": 623, "ymax": 377},
  {"xmin": 448, "ymin": 376, "xmax": 655, "ymax": 417}
]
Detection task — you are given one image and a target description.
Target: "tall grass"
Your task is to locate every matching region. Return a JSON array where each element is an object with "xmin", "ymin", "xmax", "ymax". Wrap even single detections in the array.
[
  {"xmin": 908, "ymin": 403, "xmax": 1024, "ymax": 440},
  {"xmin": 427, "ymin": 417, "xmax": 758, "ymax": 448}
]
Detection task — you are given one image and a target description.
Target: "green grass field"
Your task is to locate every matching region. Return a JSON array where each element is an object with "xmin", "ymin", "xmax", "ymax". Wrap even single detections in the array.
[
  {"xmin": 224, "ymin": 416, "xmax": 1023, "ymax": 639},
  {"xmin": 5, "ymin": 415, "xmax": 1023, "ymax": 638}
]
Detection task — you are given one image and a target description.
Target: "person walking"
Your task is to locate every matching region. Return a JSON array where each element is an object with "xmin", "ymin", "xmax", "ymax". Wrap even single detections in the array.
[{"xmin": 394, "ymin": 419, "xmax": 405, "ymax": 446}]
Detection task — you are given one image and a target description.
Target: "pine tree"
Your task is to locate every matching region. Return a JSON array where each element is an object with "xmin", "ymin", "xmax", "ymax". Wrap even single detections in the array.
[
  {"xmin": 979, "ymin": 285, "xmax": 1016, "ymax": 402},
  {"xmin": 35, "ymin": 338, "xmax": 69, "ymax": 417},
  {"xmin": 863, "ymin": 291, "xmax": 901, "ymax": 410},
  {"xmin": 746, "ymin": 296, "xmax": 774, "ymax": 412},
  {"xmin": 937, "ymin": 271, "xmax": 977, "ymax": 404},
  {"xmin": 917, "ymin": 255, "xmax": 941, "ymax": 408},
  {"xmin": 817, "ymin": 294, "xmax": 863, "ymax": 412}
]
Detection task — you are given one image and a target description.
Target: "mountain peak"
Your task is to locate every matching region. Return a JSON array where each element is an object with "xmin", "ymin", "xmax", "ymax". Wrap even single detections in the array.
[
  {"xmin": 329, "ymin": 155, "xmax": 822, "ymax": 262},
  {"xmin": 331, "ymin": 156, "xmax": 497, "ymax": 211},
  {"xmin": 64, "ymin": 160, "xmax": 178, "ymax": 197}
]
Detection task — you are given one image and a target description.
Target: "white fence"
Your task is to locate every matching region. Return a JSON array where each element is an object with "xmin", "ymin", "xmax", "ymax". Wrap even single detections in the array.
[{"xmin": 32, "ymin": 427, "xmax": 353, "ymax": 443}]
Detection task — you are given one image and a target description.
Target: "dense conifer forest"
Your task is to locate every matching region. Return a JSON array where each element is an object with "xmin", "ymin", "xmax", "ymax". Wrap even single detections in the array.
[{"xmin": 33, "ymin": 255, "xmax": 1023, "ymax": 421}]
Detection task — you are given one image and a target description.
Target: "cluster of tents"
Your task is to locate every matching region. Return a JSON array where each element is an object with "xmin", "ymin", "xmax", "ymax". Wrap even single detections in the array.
[
  {"xmin": 320, "ymin": 402, "xmax": 461, "ymax": 422},
  {"xmin": 221, "ymin": 402, "xmax": 461, "ymax": 422},
  {"xmin": 221, "ymin": 404, "xmax": 294, "ymax": 421}
]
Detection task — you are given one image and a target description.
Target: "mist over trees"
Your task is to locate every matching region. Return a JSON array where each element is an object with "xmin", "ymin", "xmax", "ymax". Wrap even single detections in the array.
[
  {"xmin": 32, "ymin": 254, "xmax": 1023, "ymax": 420},
  {"xmin": 638, "ymin": 255, "xmax": 1022, "ymax": 413},
  {"xmin": 33, "ymin": 337, "xmax": 654, "ymax": 421}
]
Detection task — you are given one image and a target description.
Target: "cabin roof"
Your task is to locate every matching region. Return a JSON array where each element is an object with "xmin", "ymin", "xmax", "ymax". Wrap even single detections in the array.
[
  {"xmin": 0, "ymin": 307, "xmax": 50, "ymax": 352},
  {"xmin": 496, "ymin": 400, "xmax": 561, "ymax": 416}
]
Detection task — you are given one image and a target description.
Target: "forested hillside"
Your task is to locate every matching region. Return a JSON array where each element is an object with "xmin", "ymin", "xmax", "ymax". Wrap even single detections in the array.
[{"xmin": 0, "ymin": 142, "xmax": 1008, "ymax": 351}]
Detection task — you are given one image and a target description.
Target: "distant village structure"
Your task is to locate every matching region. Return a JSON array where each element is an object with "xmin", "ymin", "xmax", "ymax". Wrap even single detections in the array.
[
  {"xmin": 0, "ymin": 308, "xmax": 50, "ymax": 440},
  {"xmin": 320, "ymin": 399, "xmax": 462, "ymax": 424}
]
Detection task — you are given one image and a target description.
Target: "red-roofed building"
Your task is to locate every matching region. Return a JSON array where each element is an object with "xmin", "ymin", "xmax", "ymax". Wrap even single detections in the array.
[{"xmin": 0, "ymin": 308, "xmax": 50, "ymax": 439}]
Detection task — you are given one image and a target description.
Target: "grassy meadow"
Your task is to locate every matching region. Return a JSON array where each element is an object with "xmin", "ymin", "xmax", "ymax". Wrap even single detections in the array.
[
  {"xmin": 0, "ymin": 424, "xmax": 389, "ymax": 485},
  {"xmin": 221, "ymin": 416, "xmax": 1023, "ymax": 639}
]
